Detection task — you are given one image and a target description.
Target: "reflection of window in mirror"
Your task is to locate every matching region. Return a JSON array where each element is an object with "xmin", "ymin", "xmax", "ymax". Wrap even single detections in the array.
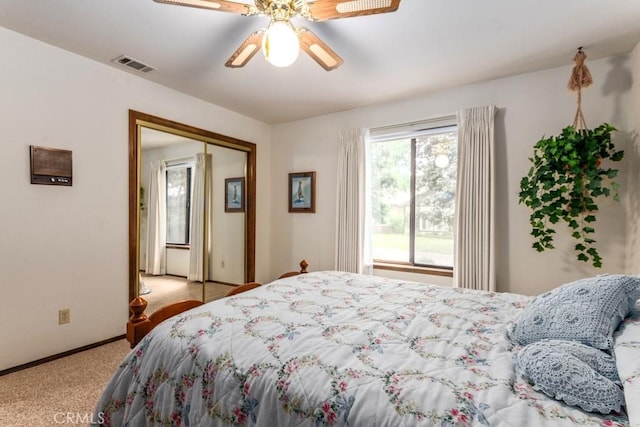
[{"xmin": 165, "ymin": 160, "xmax": 194, "ymax": 246}]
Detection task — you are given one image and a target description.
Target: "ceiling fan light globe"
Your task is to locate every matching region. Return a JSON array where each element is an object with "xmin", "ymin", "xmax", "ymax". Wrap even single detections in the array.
[{"xmin": 262, "ymin": 20, "xmax": 299, "ymax": 67}]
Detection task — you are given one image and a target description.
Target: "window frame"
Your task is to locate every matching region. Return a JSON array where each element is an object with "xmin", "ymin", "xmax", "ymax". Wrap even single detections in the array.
[{"xmin": 369, "ymin": 118, "xmax": 457, "ymax": 276}]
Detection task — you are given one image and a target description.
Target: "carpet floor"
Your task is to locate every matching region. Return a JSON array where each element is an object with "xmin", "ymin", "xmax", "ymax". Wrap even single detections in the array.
[{"xmin": 0, "ymin": 339, "xmax": 131, "ymax": 426}]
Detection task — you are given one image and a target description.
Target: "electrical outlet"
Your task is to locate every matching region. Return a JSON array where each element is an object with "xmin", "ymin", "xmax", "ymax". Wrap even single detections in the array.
[
  {"xmin": 58, "ymin": 308, "xmax": 70, "ymax": 325},
  {"xmin": 221, "ymin": 260, "xmax": 225, "ymax": 268}
]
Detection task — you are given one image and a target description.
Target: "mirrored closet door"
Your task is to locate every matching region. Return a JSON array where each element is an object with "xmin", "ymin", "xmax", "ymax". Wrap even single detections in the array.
[{"xmin": 129, "ymin": 111, "xmax": 256, "ymax": 312}]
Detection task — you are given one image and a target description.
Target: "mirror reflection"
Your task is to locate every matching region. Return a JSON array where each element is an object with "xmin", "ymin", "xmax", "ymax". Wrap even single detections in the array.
[{"xmin": 129, "ymin": 111, "xmax": 256, "ymax": 313}]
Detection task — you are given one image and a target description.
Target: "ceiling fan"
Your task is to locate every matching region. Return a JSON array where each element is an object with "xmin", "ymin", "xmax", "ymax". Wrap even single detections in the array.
[{"xmin": 153, "ymin": 0, "xmax": 401, "ymax": 70}]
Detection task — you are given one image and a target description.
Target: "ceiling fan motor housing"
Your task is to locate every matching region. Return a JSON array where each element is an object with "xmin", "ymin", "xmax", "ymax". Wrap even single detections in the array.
[{"xmin": 256, "ymin": 0, "xmax": 308, "ymax": 21}]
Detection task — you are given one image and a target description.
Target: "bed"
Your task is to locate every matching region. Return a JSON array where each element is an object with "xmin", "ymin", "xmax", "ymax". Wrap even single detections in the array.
[{"xmin": 97, "ymin": 269, "xmax": 640, "ymax": 426}]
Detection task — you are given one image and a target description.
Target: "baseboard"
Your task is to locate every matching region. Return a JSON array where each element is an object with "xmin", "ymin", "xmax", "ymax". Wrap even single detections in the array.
[{"xmin": 0, "ymin": 334, "xmax": 126, "ymax": 377}]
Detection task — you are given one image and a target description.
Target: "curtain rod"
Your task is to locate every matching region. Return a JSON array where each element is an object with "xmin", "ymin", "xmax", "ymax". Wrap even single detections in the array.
[
  {"xmin": 371, "ymin": 114, "xmax": 457, "ymax": 133},
  {"xmin": 165, "ymin": 157, "xmax": 195, "ymax": 168}
]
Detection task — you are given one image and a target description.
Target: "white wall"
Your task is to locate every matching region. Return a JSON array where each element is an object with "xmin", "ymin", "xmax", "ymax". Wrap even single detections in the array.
[
  {"xmin": 210, "ymin": 146, "xmax": 246, "ymax": 284},
  {"xmin": 0, "ymin": 27, "xmax": 272, "ymax": 371},
  {"xmin": 166, "ymin": 249, "xmax": 190, "ymax": 277},
  {"xmin": 625, "ymin": 42, "xmax": 640, "ymax": 273},
  {"xmin": 271, "ymin": 55, "xmax": 635, "ymax": 296}
]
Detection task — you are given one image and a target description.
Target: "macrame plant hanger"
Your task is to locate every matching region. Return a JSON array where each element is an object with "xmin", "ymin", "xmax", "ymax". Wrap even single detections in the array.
[{"xmin": 567, "ymin": 47, "xmax": 593, "ymax": 132}]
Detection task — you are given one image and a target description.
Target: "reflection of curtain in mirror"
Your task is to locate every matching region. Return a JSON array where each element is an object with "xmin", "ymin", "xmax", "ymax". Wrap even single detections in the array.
[
  {"xmin": 188, "ymin": 152, "xmax": 213, "ymax": 282},
  {"xmin": 145, "ymin": 160, "xmax": 167, "ymax": 275}
]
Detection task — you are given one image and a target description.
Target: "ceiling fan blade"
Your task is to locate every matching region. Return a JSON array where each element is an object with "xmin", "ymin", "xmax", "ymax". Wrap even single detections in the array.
[
  {"xmin": 225, "ymin": 30, "xmax": 265, "ymax": 68},
  {"xmin": 306, "ymin": 0, "xmax": 401, "ymax": 21},
  {"xmin": 298, "ymin": 27, "xmax": 343, "ymax": 71},
  {"xmin": 153, "ymin": 0, "xmax": 253, "ymax": 14}
]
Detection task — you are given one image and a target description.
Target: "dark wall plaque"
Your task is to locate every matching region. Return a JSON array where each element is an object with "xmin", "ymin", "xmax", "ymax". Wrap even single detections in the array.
[{"xmin": 30, "ymin": 145, "xmax": 73, "ymax": 186}]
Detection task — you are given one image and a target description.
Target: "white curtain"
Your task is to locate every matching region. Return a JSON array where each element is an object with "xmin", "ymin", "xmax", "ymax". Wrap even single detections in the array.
[
  {"xmin": 335, "ymin": 128, "xmax": 372, "ymax": 274},
  {"xmin": 145, "ymin": 160, "xmax": 166, "ymax": 275},
  {"xmin": 188, "ymin": 152, "xmax": 212, "ymax": 282},
  {"xmin": 454, "ymin": 105, "xmax": 496, "ymax": 291}
]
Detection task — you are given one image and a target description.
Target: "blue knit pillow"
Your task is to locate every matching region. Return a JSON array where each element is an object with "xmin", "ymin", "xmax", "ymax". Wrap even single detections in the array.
[
  {"xmin": 515, "ymin": 341, "xmax": 624, "ymax": 414},
  {"xmin": 508, "ymin": 275, "xmax": 640, "ymax": 349},
  {"xmin": 524, "ymin": 339, "xmax": 620, "ymax": 383}
]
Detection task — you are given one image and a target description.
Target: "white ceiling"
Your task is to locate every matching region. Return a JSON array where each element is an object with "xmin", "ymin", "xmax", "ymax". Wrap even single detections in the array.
[{"xmin": 1, "ymin": 1, "xmax": 639, "ymax": 124}]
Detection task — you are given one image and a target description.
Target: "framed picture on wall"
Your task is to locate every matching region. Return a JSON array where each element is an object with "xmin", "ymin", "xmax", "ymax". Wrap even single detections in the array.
[
  {"xmin": 288, "ymin": 171, "xmax": 316, "ymax": 213},
  {"xmin": 225, "ymin": 177, "xmax": 245, "ymax": 212}
]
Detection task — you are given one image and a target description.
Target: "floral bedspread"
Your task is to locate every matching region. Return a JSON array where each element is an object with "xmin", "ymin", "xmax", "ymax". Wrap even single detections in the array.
[
  {"xmin": 614, "ymin": 303, "xmax": 640, "ymax": 427},
  {"xmin": 96, "ymin": 271, "xmax": 629, "ymax": 426}
]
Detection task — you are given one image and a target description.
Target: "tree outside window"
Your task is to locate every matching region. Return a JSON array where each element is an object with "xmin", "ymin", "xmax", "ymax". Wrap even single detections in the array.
[{"xmin": 370, "ymin": 126, "xmax": 457, "ymax": 269}]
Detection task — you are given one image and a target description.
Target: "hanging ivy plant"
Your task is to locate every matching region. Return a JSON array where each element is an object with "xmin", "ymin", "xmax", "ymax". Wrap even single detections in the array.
[{"xmin": 518, "ymin": 123, "xmax": 623, "ymax": 267}]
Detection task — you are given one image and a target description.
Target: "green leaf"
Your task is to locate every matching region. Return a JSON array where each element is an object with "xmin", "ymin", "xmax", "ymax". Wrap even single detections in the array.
[
  {"xmin": 584, "ymin": 215, "xmax": 596, "ymax": 223},
  {"xmin": 577, "ymin": 253, "xmax": 589, "ymax": 262},
  {"xmin": 611, "ymin": 151, "xmax": 624, "ymax": 161}
]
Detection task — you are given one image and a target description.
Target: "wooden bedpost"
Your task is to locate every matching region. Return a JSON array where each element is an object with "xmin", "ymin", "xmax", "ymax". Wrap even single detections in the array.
[
  {"xmin": 127, "ymin": 296, "xmax": 150, "ymax": 348},
  {"xmin": 127, "ymin": 297, "xmax": 204, "ymax": 348},
  {"xmin": 278, "ymin": 259, "xmax": 310, "ymax": 279}
]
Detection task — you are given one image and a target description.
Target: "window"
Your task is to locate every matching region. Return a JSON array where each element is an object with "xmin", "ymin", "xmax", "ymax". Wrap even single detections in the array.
[
  {"xmin": 165, "ymin": 162, "xmax": 193, "ymax": 245},
  {"xmin": 369, "ymin": 124, "xmax": 457, "ymax": 270}
]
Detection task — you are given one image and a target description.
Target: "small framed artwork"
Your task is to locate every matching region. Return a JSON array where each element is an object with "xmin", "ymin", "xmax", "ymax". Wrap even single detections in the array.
[
  {"xmin": 289, "ymin": 171, "xmax": 316, "ymax": 213},
  {"xmin": 225, "ymin": 177, "xmax": 245, "ymax": 213}
]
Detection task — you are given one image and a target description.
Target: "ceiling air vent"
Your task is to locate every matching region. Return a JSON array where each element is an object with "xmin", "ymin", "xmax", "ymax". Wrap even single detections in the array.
[{"xmin": 111, "ymin": 55, "xmax": 155, "ymax": 73}]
